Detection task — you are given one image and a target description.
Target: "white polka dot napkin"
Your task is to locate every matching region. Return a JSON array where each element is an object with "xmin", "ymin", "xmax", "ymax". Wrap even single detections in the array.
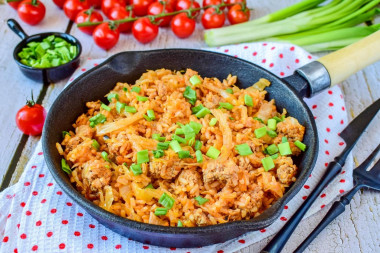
[{"xmin": 0, "ymin": 42, "xmax": 353, "ymax": 253}]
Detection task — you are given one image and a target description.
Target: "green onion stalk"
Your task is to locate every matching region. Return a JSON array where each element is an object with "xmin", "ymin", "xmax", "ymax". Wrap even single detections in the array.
[{"xmin": 204, "ymin": 0, "xmax": 380, "ymax": 47}]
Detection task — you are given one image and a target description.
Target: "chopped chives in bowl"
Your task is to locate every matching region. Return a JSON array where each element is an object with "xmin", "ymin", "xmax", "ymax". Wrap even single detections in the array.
[
  {"xmin": 18, "ymin": 35, "xmax": 78, "ymax": 68},
  {"xmin": 206, "ymin": 146, "xmax": 220, "ymax": 159},
  {"xmin": 235, "ymin": 143, "xmax": 253, "ymax": 156}
]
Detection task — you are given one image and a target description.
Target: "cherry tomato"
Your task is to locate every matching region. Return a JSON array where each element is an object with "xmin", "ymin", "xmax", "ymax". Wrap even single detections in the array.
[
  {"xmin": 8, "ymin": 0, "xmax": 22, "ymax": 9},
  {"xmin": 170, "ymin": 12, "xmax": 195, "ymax": 39},
  {"xmin": 201, "ymin": 7, "xmax": 225, "ymax": 29},
  {"xmin": 147, "ymin": 2, "xmax": 173, "ymax": 27},
  {"xmin": 202, "ymin": 0, "xmax": 224, "ymax": 10},
  {"xmin": 17, "ymin": 0, "xmax": 46, "ymax": 25},
  {"xmin": 75, "ymin": 9, "xmax": 104, "ymax": 35},
  {"xmin": 64, "ymin": 0, "xmax": 91, "ymax": 21},
  {"xmin": 156, "ymin": 0, "xmax": 176, "ymax": 10},
  {"xmin": 93, "ymin": 22, "xmax": 120, "ymax": 50},
  {"xmin": 227, "ymin": 4, "xmax": 249, "ymax": 25},
  {"xmin": 16, "ymin": 99, "xmax": 46, "ymax": 136},
  {"xmin": 131, "ymin": 0, "xmax": 154, "ymax": 16},
  {"xmin": 132, "ymin": 17, "xmax": 159, "ymax": 44},
  {"xmin": 224, "ymin": 0, "xmax": 245, "ymax": 9},
  {"xmin": 108, "ymin": 7, "xmax": 135, "ymax": 33},
  {"xmin": 175, "ymin": 0, "xmax": 200, "ymax": 17},
  {"xmin": 101, "ymin": 0, "xmax": 127, "ymax": 17},
  {"xmin": 52, "ymin": 0, "xmax": 66, "ymax": 8},
  {"xmin": 89, "ymin": 0, "xmax": 102, "ymax": 8}
]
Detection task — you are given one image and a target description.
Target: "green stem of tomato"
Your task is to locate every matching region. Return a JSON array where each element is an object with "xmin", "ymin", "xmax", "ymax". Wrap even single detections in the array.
[
  {"xmin": 31, "ymin": 0, "xmax": 37, "ymax": 5},
  {"xmin": 77, "ymin": 2, "xmax": 235, "ymax": 27}
]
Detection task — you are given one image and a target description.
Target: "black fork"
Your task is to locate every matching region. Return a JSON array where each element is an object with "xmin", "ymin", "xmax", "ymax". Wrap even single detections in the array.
[{"xmin": 294, "ymin": 143, "xmax": 380, "ymax": 253}]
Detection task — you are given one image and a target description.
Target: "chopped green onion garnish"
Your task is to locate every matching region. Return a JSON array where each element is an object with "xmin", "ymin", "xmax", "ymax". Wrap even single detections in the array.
[
  {"xmin": 194, "ymin": 140, "xmax": 202, "ymax": 151},
  {"xmin": 107, "ymin": 93, "xmax": 119, "ymax": 102},
  {"xmin": 254, "ymin": 127, "xmax": 267, "ymax": 138},
  {"xmin": 175, "ymin": 128, "xmax": 184, "ymax": 135},
  {"xmin": 225, "ymin": 88, "xmax": 233, "ymax": 94},
  {"xmin": 145, "ymin": 183, "xmax": 154, "ymax": 189},
  {"xmin": 192, "ymin": 104, "xmax": 204, "ymax": 114},
  {"xmin": 189, "ymin": 75, "xmax": 201, "ymax": 86},
  {"xmin": 178, "ymin": 150, "xmax": 192, "ymax": 159},
  {"xmin": 235, "ymin": 143, "xmax": 253, "ymax": 156},
  {"xmin": 159, "ymin": 193, "xmax": 175, "ymax": 209},
  {"xmin": 229, "ymin": 117, "xmax": 235, "ymax": 120},
  {"xmin": 116, "ymin": 101, "xmax": 125, "ymax": 113},
  {"xmin": 130, "ymin": 163, "xmax": 142, "ymax": 175},
  {"xmin": 206, "ymin": 146, "xmax": 220, "ymax": 159},
  {"xmin": 267, "ymin": 130, "xmax": 278, "ymax": 138},
  {"xmin": 266, "ymin": 144, "xmax": 278, "ymax": 155},
  {"xmin": 101, "ymin": 103, "xmax": 111, "ymax": 111},
  {"xmin": 268, "ymin": 119, "xmax": 277, "ymax": 130},
  {"xmin": 195, "ymin": 107, "xmax": 210, "ymax": 118},
  {"xmin": 182, "ymin": 124, "xmax": 195, "ymax": 140},
  {"xmin": 124, "ymin": 106, "xmax": 137, "ymax": 114},
  {"xmin": 17, "ymin": 35, "xmax": 78, "ymax": 68},
  {"xmin": 195, "ymin": 150, "xmax": 203, "ymax": 163},
  {"xmin": 261, "ymin": 156, "xmax": 275, "ymax": 171},
  {"xmin": 183, "ymin": 86, "xmax": 197, "ymax": 105},
  {"xmin": 154, "ymin": 207, "xmax": 168, "ymax": 216},
  {"xmin": 123, "ymin": 87, "xmax": 128, "ymax": 92},
  {"xmin": 172, "ymin": 134, "xmax": 186, "ymax": 144},
  {"xmin": 146, "ymin": 109, "xmax": 156, "ymax": 121},
  {"xmin": 177, "ymin": 220, "xmax": 183, "ymax": 227},
  {"xmin": 144, "ymin": 115, "xmax": 152, "ymax": 122},
  {"xmin": 157, "ymin": 142, "xmax": 170, "ymax": 150},
  {"xmin": 131, "ymin": 86, "xmax": 141, "ymax": 93},
  {"xmin": 209, "ymin": 118, "xmax": 218, "ymax": 126},
  {"xmin": 170, "ymin": 140, "xmax": 182, "ymax": 153},
  {"xmin": 273, "ymin": 116, "xmax": 283, "ymax": 122},
  {"xmin": 294, "ymin": 140, "xmax": 307, "ymax": 151},
  {"xmin": 153, "ymin": 150, "xmax": 164, "ymax": 158},
  {"xmin": 101, "ymin": 151, "xmax": 110, "ymax": 162},
  {"xmin": 278, "ymin": 142, "xmax": 292, "ymax": 156},
  {"xmin": 61, "ymin": 159, "xmax": 71, "ymax": 174},
  {"xmin": 62, "ymin": 131, "xmax": 70, "ymax": 138},
  {"xmin": 244, "ymin": 94, "xmax": 253, "ymax": 107},
  {"xmin": 194, "ymin": 196, "xmax": 209, "ymax": 205},
  {"xmin": 282, "ymin": 136, "xmax": 288, "ymax": 143},
  {"xmin": 89, "ymin": 114, "xmax": 106, "ymax": 128},
  {"xmin": 271, "ymin": 153, "xmax": 279, "ymax": 160},
  {"xmin": 137, "ymin": 96, "xmax": 148, "ymax": 102},
  {"xmin": 137, "ymin": 150, "xmax": 149, "ymax": 164},
  {"xmin": 188, "ymin": 137, "xmax": 195, "ymax": 146},
  {"xmin": 253, "ymin": 117, "xmax": 264, "ymax": 123},
  {"xmin": 219, "ymin": 102, "xmax": 234, "ymax": 110},
  {"xmin": 152, "ymin": 134, "xmax": 166, "ymax": 142},
  {"xmin": 91, "ymin": 139, "xmax": 100, "ymax": 150}
]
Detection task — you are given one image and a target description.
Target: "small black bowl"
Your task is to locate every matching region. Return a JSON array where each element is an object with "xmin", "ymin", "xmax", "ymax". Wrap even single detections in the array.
[{"xmin": 8, "ymin": 19, "xmax": 82, "ymax": 83}]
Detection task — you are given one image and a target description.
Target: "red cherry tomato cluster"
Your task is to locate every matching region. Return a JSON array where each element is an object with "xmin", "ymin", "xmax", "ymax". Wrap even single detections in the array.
[
  {"xmin": 8, "ymin": 0, "xmax": 250, "ymax": 49},
  {"xmin": 7, "ymin": 0, "xmax": 46, "ymax": 25}
]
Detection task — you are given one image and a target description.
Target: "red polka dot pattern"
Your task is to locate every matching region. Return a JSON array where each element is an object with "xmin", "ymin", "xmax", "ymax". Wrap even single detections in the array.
[{"xmin": 0, "ymin": 45, "xmax": 353, "ymax": 253}]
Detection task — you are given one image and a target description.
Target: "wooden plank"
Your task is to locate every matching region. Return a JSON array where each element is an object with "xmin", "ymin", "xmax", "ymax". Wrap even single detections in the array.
[{"xmin": 0, "ymin": 1, "xmax": 69, "ymax": 183}]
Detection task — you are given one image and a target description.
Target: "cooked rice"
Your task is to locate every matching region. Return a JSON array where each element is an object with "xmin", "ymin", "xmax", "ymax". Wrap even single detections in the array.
[{"xmin": 57, "ymin": 68, "xmax": 305, "ymax": 227}]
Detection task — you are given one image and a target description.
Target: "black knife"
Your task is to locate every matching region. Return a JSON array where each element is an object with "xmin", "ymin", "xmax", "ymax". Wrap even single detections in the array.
[{"xmin": 261, "ymin": 98, "xmax": 380, "ymax": 253}]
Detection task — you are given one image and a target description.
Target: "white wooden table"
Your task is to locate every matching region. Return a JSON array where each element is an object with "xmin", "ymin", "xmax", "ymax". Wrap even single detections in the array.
[{"xmin": 0, "ymin": 0, "xmax": 379, "ymax": 252}]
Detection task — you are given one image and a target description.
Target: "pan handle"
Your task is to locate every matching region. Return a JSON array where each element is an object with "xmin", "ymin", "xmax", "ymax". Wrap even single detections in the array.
[
  {"xmin": 7, "ymin": 19, "xmax": 28, "ymax": 40},
  {"xmin": 318, "ymin": 30, "xmax": 380, "ymax": 85},
  {"xmin": 293, "ymin": 30, "xmax": 380, "ymax": 98}
]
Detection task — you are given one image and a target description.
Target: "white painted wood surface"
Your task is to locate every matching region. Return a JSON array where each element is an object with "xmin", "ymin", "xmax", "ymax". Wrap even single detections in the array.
[{"xmin": 0, "ymin": 0, "xmax": 379, "ymax": 252}]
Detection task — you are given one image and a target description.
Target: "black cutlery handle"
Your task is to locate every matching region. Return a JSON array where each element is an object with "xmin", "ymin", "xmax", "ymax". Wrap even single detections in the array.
[
  {"xmin": 261, "ymin": 161, "xmax": 343, "ymax": 253},
  {"xmin": 294, "ymin": 184, "xmax": 362, "ymax": 252},
  {"xmin": 293, "ymin": 200, "xmax": 346, "ymax": 253}
]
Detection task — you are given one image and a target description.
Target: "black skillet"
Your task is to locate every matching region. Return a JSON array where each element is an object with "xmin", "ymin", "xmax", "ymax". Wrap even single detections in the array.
[
  {"xmin": 8, "ymin": 19, "xmax": 82, "ymax": 83},
  {"xmin": 42, "ymin": 31, "xmax": 380, "ymax": 248}
]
